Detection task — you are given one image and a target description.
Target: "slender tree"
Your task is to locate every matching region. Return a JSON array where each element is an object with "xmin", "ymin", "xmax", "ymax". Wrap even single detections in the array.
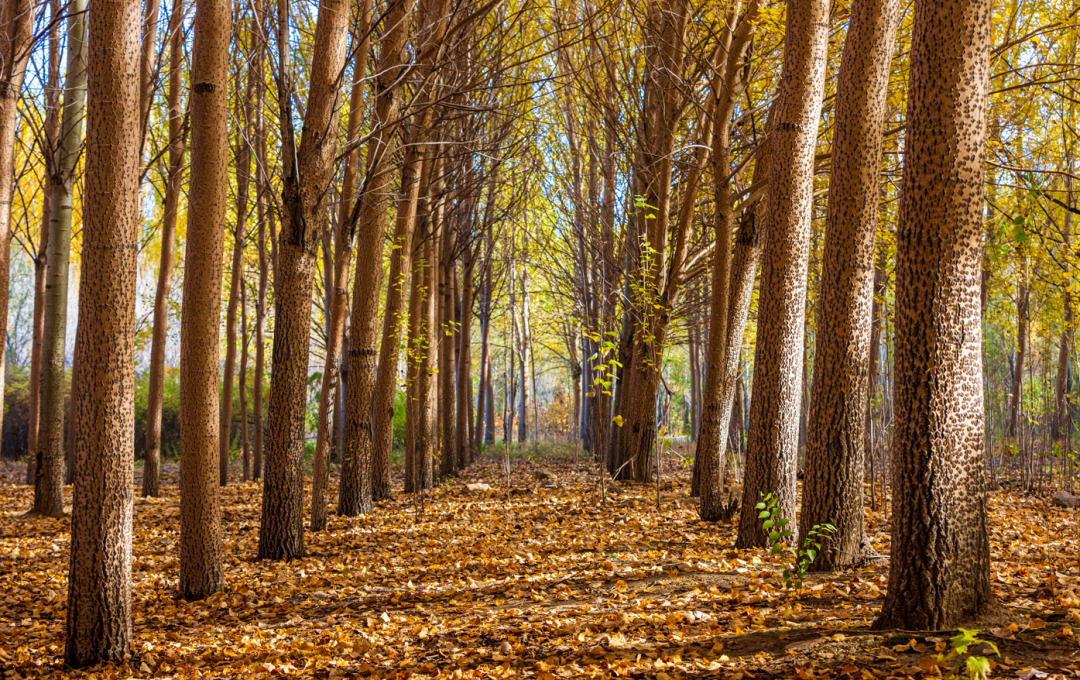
[
  {"xmin": 220, "ymin": 24, "xmax": 256, "ymax": 488},
  {"xmin": 798, "ymin": 0, "xmax": 900, "ymax": 570},
  {"xmin": 873, "ymin": 0, "xmax": 998, "ymax": 630},
  {"xmin": 259, "ymin": 0, "xmax": 351, "ymax": 560},
  {"xmin": 311, "ymin": 0, "xmax": 372, "ymax": 531},
  {"xmin": 64, "ymin": 0, "xmax": 142, "ymax": 662},
  {"xmin": 251, "ymin": 0, "xmax": 267, "ymax": 481},
  {"xmin": 736, "ymin": 0, "xmax": 831, "ymax": 548},
  {"xmin": 24, "ymin": 0, "xmax": 60, "ymax": 487},
  {"xmin": 0, "ymin": 0, "xmax": 38, "ymax": 453},
  {"xmin": 32, "ymin": 0, "xmax": 87, "ymax": 518},
  {"xmin": 341, "ymin": 0, "xmax": 421, "ymax": 510},
  {"xmin": 143, "ymin": 0, "xmax": 187, "ymax": 497},
  {"xmin": 694, "ymin": 0, "xmax": 759, "ymax": 522},
  {"xmin": 177, "ymin": 0, "xmax": 230, "ymax": 601}
]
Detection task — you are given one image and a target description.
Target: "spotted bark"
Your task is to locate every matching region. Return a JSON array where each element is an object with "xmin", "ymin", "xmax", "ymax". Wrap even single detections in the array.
[
  {"xmin": 64, "ymin": 0, "xmax": 141, "ymax": 663},
  {"xmin": 259, "ymin": 0, "xmax": 350, "ymax": 560},
  {"xmin": 177, "ymin": 0, "xmax": 230, "ymax": 602},
  {"xmin": 873, "ymin": 0, "xmax": 998, "ymax": 631},
  {"xmin": 798, "ymin": 0, "xmax": 900, "ymax": 570},
  {"xmin": 737, "ymin": 0, "xmax": 831, "ymax": 549}
]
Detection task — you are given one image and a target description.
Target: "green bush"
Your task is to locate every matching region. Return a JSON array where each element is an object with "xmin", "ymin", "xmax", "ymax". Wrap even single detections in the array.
[
  {"xmin": 1, "ymin": 366, "xmax": 70, "ymax": 463},
  {"xmin": 133, "ymin": 368, "xmax": 181, "ymax": 461}
]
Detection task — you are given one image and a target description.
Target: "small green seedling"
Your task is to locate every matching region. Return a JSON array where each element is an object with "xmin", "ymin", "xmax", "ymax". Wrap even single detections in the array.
[
  {"xmin": 943, "ymin": 628, "xmax": 999, "ymax": 680},
  {"xmin": 756, "ymin": 492, "xmax": 835, "ymax": 590}
]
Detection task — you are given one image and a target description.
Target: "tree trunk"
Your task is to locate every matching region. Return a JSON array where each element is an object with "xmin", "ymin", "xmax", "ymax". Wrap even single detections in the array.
[
  {"xmin": 405, "ymin": 165, "xmax": 439, "ymax": 492},
  {"xmin": 310, "ymin": 0, "xmax": 371, "ymax": 530},
  {"xmin": 25, "ymin": 0, "xmax": 60, "ymax": 487},
  {"xmin": 339, "ymin": 0, "xmax": 417, "ymax": 509},
  {"xmin": 177, "ymin": 0, "xmax": 230, "ymax": 601},
  {"xmin": 736, "ymin": 0, "xmax": 831, "ymax": 548},
  {"xmin": 64, "ymin": 0, "xmax": 141, "ymax": 661},
  {"xmin": 694, "ymin": 0, "xmax": 759, "ymax": 521},
  {"xmin": 259, "ymin": 0, "xmax": 350, "ymax": 561},
  {"xmin": 437, "ymin": 240, "xmax": 455, "ymax": 477},
  {"xmin": 220, "ymin": 57, "xmax": 255, "ymax": 487},
  {"xmin": 518, "ymin": 263, "xmax": 529, "ymax": 444},
  {"xmin": 252, "ymin": 0, "xmax": 268, "ymax": 482},
  {"xmin": 358, "ymin": 134, "xmax": 421, "ymax": 505},
  {"xmin": 32, "ymin": 0, "xmax": 85, "ymax": 519},
  {"xmin": 0, "ymin": 0, "xmax": 37, "ymax": 463},
  {"xmin": 240, "ymin": 284, "xmax": 250, "ymax": 481},
  {"xmin": 456, "ymin": 248, "xmax": 475, "ymax": 466},
  {"xmin": 864, "ymin": 253, "xmax": 886, "ymax": 481},
  {"xmin": 1055, "ymin": 292, "xmax": 1073, "ymax": 442},
  {"xmin": 1053, "ymin": 172, "xmax": 1073, "ymax": 443},
  {"xmin": 799, "ymin": 0, "xmax": 900, "ymax": 570},
  {"xmin": 873, "ymin": 0, "xmax": 997, "ymax": 631},
  {"xmin": 143, "ymin": 0, "xmax": 186, "ymax": 498},
  {"xmin": 473, "ymin": 170, "xmax": 498, "ymax": 454},
  {"xmin": 1006, "ymin": 277, "xmax": 1029, "ymax": 439}
]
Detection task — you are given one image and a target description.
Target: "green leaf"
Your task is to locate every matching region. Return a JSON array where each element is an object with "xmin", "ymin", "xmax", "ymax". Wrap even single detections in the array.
[
  {"xmin": 763, "ymin": 520, "xmax": 774, "ymax": 530},
  {"xmin": 758, "ymin": 510, "xmax": 770, "ymax": 519},
  {"xmin": 769, "ymin": 531, "xmax": 780, "ymax": 543},
  {"xmin": 806, "ymin": 549, "xmax": 816, "ymax": 561},
  {"xmin": 966, "ymin": 656, "xmax": 991, "ymax": 679}
]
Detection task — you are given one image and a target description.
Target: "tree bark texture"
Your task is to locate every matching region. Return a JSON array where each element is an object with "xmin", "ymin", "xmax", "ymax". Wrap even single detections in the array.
[
  {"xmin": 177, "ymin": 0, "xmax": 230, "ymax": 602},
  {"xmin": 873, "ymin": 0, "xmax": 997, "ymax": 631},
  {"xmin": 33, "ymin": 0, "xmax": 85, "ymax": 518},
  {"xmin": 259, "ymin": 0, "xmax": 350, "ymax": 560},
  {"xmin": 737, "ymin": 0, "xmax": 831, "ymax": 549},
  {"xmin": 64, "ymin": 0, "xmax": 141, "ymax": 662},
  {"xmin": 798, "ymin": 0, "xmax": 900, "ymax": 570}
]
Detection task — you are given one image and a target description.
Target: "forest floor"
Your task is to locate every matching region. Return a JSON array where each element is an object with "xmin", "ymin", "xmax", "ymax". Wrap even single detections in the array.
[{"xmin": 1, "ymin": 448, "xmax": 1079, "ymax": 679}]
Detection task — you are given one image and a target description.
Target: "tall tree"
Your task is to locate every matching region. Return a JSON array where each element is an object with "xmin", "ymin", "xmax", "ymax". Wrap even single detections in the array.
[
  {"xmin": 143, "ymin": 0, "xmax": 187, "ymax": 497},
  {"xmin": 219, "ymin": 18, "xmax": 256, "ymax": 488},
  {"xmin": 736, "ymin": 0, "xmax": 831, "ymax": 548},
  {"xmin": 64, "ymin": 0, "xmax": 142, "ymax": 662},
  {"xmin": 311, "ymin": 0, "xmax": 373, "ymax": 531},
  {"xmin": 251, "ymin": 0, "xmax": 268, "ymax": 481},
  {"xmin": 177, "ymin": 0, "xmax": 230, "ymax": 600},
  {"xmin": 259, "ymin": 0, "xmax": 351, "ymax": 560},
  {"xmin": 873, "ymin": 0, "xmax": 998, "ymax": 630},
  {"xmin": 31, "ymin": 0, "xmax": 87, "ymax": 518},
  {"xmin": 24, "ymin": 0, "xmax": 60, "ymax": 487},
  {"xmin": 1006, "ymin": 271, "xmax": 1029, "ymax": 439},
  {"xmin": 339, "ymin": 0, "xmax": 421, "ymax": 511},
  {"xmin": 0, "ymin": 0, "xmax": 38, "ymax": 454},
  {"xmin": 694, "ymin": 0, "xmax": 759, "ymax": 522},
  {"xmin": 798, "ymin": 0, "xmax": 901, "ymax": 570}
]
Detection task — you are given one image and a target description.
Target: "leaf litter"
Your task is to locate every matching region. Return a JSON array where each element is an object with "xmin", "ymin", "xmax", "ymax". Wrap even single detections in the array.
[{"xmin": 1, "ymin": 459, "xmax": 1079, "ymax": 679}]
